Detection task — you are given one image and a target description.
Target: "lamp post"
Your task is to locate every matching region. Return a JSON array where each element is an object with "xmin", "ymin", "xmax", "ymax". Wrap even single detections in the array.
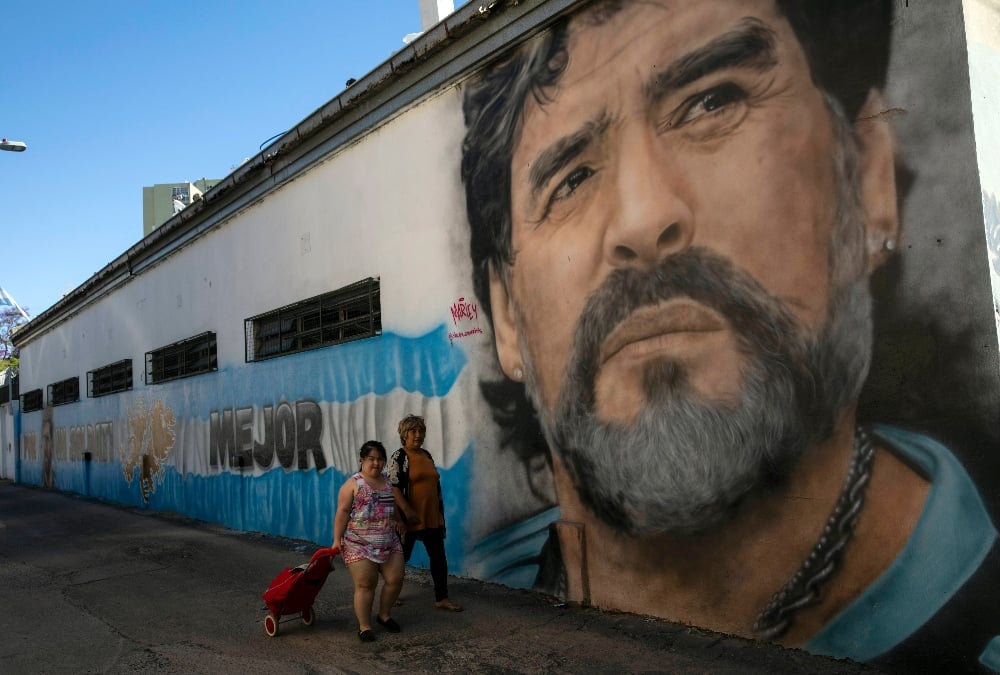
[{"xmin": 1, "ymin": 138, "xmax": 27, "ymax": 152}]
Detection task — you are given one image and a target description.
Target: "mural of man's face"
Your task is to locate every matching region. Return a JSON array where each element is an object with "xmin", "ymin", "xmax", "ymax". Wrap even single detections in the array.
[{"xmin": 488, "ymin": 0, "xmax": 897, "ymax": 534}]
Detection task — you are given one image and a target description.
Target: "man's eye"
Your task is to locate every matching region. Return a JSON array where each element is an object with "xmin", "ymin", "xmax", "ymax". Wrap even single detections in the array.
[
  {"xmin": 673, "ymin": 82, "xmax": 748, "ymax": 127},
  {"xmin": 536, "ymin": 165, "xmax": 595, "ymax": 223},
  {"xmin": 551, "ymin": 166, "xmax": 595, "ymax": 202}
]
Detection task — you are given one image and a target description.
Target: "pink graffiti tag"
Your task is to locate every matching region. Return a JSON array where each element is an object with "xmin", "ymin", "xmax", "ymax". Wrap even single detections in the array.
[{"xmin": 450, "ymin": 297, "xmax": 479, "ymax": 326}]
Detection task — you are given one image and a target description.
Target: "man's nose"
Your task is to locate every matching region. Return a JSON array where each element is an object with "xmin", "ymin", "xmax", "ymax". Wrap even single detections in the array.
[{"xmin": 604, "ymin": 131, "xmax": 694, "ymax": 268}]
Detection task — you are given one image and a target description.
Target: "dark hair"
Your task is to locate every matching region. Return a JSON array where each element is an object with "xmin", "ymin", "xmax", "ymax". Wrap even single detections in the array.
[
  {"xmin": 359, "ymin": 440, "xmax": 387, "ymax": 462},
  {"xmin": 460, "ymin": 0, "xmax": 894, "ymax": 323}
]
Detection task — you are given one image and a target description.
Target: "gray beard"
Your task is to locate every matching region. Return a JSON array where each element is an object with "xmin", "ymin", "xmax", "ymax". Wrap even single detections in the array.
[{"xmin": 520, "ymin": 102, "xmax": 872, "ymax": 536}]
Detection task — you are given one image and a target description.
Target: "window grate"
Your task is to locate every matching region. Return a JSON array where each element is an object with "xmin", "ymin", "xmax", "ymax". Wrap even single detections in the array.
[
  {"xmin": 146, "ymin": 332, "xmax": 218, "ymax": 384},
  {"xmin": 0, "ymin": 373, "xmax": 15, "ymax": 405},
  {"xmin": 245, "ymin": 278, "xmax": 381, "ymax": 363},
  {"xmin": 21, "ymin": 388, "xmax": 42, "ymax": 412},
  {"xmin": 88, "ymin": 359, "xmax": 133, "ymax": 397},
  {"xmin": 48, "ymin": 377, "xmax": 80, "ymax": 407}
]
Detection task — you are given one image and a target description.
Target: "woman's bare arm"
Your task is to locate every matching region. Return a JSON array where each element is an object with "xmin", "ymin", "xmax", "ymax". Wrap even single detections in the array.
[{"xmin": 332, "ymin": 479, "xmax": 356, "ymax": 549}]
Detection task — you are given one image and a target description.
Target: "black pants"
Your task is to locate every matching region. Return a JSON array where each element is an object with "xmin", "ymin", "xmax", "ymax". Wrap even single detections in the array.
[{"xmin": 403, "ymin": 527, "xmax": 449, "ymax": 602}]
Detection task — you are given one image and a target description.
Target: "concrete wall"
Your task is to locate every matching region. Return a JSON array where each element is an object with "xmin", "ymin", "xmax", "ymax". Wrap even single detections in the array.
[{"xmin": 10, "ymin": 1, "xmax": 1000, "ymax": 671}]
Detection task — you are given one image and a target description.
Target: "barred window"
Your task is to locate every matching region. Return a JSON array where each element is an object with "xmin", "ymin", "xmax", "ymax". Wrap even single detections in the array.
[
  {"xmin": 48, "ymin": 377, "xmax": 80, "ymax": 406},
  {"xmin": 0, "ymin": 373, "xmax": 16, "ymax": 405},
  {"xmin": 21, "ymin": 388, "xmax": 43, "ymax": 413},
  {"xmin": 146, "ymin": 332, "xmax": 217, "ymax": 384},
  {"xmin": 245, "ymin": 278, "xmax": 381, "ymax": 362},
  {"xmin": 88, "ymin": 359, "xmax": 133, "ymax": 397}
]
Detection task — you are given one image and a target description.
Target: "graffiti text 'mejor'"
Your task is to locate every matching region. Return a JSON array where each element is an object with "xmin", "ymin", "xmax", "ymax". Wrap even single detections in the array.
[{"xmin": 209, "ymin": 400, "xmax": 325, "ymax": 472}]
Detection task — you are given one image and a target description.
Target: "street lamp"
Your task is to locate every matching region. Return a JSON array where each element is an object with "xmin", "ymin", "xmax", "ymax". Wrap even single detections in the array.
[{"xmin": 1, "ymin": 138, "xmax": 27, "ymax": 152}]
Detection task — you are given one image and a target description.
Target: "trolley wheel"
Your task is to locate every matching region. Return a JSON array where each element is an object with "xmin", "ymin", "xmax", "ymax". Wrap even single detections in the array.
[
  {"xmin": 264, "ymin": 613, "xmax": 279, "ymax": 637},
  {"xmin": 301, "ymin": 606, "xmax": 315, "ymax": 626}
]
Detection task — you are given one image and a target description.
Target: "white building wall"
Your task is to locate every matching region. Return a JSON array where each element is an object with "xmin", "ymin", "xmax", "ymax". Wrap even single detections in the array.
[
  {"xmin": 15, "ymin": 84, "xmax": 518, "ymax": 551},
  {"xmin": 0, "ymin": 402, "xmax": 14, "ymax": 480},
  {"xmin": 22, "ymin": 87, "xmax": 471, "ymax": 385}
]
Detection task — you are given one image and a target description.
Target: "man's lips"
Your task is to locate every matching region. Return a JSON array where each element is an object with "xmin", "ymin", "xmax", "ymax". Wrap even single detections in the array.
[{"xmin": 598, "ymin": 299, "xmax": 727, "ymax": 366}]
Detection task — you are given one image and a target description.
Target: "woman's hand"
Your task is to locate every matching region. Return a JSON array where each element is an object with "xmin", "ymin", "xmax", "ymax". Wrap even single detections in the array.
[{"xmin": 392, "ymin": 487, "xmax": 421, "ymax": 528}]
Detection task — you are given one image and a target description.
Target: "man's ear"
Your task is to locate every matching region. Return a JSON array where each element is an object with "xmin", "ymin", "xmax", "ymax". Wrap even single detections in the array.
[
  {"xmin": 488, "ymin": 263, "xmax": 524, "ymax": 381},
  {"xmin": 855, "ymin": 88, "xmax": 900, "ymax": 273}
]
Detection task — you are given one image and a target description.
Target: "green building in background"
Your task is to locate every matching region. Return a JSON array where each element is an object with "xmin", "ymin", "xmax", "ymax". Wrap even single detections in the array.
[{"xmin": 142, "ymin": 178, "xmax": 220, "ymax": 236}]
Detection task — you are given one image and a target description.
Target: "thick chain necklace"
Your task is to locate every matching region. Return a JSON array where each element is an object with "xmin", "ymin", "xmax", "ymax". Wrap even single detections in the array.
[{"xmin": 752, "ymin": 426, "xmax": 876, "ymax": 641}]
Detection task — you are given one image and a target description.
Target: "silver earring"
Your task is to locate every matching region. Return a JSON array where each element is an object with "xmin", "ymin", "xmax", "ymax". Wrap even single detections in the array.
[
  {"xmin": 883, "ymin": 237, "xmax": 897, "ymax": 252},
  {"xmin": 513, "ymin": 367, "xmax": 524, "ymax": 381}
]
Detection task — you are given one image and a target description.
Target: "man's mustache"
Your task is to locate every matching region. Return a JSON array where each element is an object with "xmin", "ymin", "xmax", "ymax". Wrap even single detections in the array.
[{"xmin": 566, "ymin": 247, "xmax": 812, "ymax": 411}]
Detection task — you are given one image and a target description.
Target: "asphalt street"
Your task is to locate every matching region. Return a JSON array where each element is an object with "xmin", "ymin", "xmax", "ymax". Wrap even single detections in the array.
[{"xmin": 0, "ymin": 480, "xmax": 882, "ymax": 674}]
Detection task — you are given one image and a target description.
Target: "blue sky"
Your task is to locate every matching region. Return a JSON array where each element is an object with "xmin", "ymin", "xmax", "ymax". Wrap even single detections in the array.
[{"xmin": 2, "ymin": 0, "xmax": 468, "ymax": 318}]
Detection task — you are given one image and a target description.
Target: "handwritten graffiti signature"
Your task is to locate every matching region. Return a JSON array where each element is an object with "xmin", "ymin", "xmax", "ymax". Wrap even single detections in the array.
[
  {"xmin": 449, "ymin": 297, "xmax": 483, "ymax": 341},
  {"xmin": 448, "ymin": 327, "xmax": 484, "ymax": 340},
  {"xmin": 450, "ymin": 297, "xmax": 479, "ymax": 325}
]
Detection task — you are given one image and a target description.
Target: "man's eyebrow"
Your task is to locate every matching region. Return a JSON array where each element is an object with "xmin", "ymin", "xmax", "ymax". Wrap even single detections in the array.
[
  {"xmin": 527, "ymin": 113, "xmax": 610, "ymax": 203},
  {"xmin": 644, "ymin": 18, "xmax": 778, "ymax": 105},
  {"xmin": 522, "ymin": 19, "xmax": 776, "ymax": 205}
]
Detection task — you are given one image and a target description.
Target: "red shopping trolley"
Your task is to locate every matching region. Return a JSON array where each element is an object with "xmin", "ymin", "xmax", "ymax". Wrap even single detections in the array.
[{"xmin": 261, "ymin": 547, "xmax": 339, "ymax": 637}]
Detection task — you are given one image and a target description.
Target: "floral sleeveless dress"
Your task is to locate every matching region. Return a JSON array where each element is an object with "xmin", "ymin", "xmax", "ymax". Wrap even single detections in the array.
[{"xmin": 342, "ymin": 473, "xmax": 402, "ymax": 564}]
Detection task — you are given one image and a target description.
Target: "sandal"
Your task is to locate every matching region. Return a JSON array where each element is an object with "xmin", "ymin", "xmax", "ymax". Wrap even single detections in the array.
[
  {"xmin": 434, "ymin": 598, "xmax": 464, "ymax": 612},
  {"xmin": 358, "ymin": 629, "xmax": 376, "ymax": 642}
]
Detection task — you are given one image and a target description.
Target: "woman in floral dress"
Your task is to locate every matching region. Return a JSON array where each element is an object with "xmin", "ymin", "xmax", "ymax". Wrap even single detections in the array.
[{"xmin": 333, "ymin": 440, "xmax": 405, "ymax": 641}]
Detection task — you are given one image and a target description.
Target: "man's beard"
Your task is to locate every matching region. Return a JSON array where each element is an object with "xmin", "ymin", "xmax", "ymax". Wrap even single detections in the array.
[{"xmin": 519, "ymin": 102, "xmax": 873, "ymax": 536}]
